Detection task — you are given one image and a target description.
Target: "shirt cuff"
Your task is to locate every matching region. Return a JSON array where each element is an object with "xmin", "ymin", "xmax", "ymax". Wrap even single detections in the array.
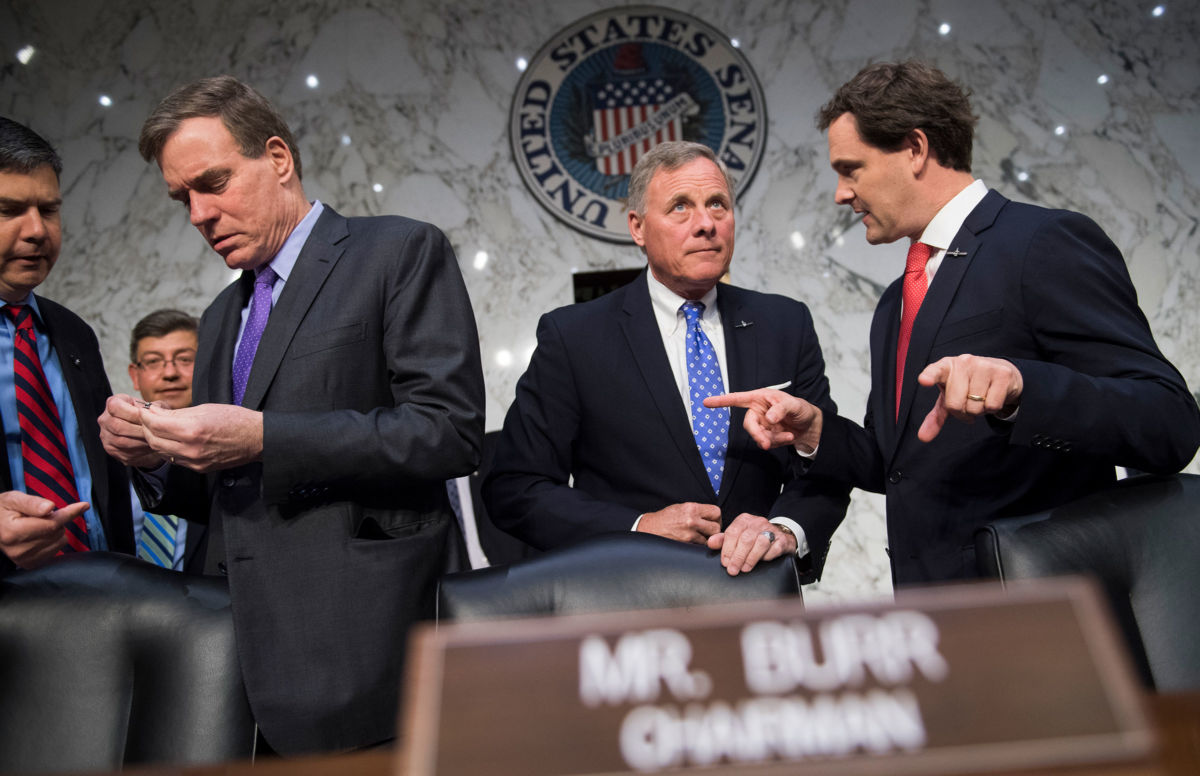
[
  {"xmin": 793, "ymin": 442, "xmax": 818, "ymax": 459},
  {"xmin": 631, "ymin": 514, "xmax": 644, "ymax": 532},
  {"xmin": 768, "ymin": 516, "xmax": 809, "ymax": 558}
]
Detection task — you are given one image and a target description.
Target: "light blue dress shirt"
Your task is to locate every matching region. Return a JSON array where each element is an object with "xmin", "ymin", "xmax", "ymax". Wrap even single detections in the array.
[{"xmin": 0, "ymin": 296, "xmax": 106, "ymax": 549}]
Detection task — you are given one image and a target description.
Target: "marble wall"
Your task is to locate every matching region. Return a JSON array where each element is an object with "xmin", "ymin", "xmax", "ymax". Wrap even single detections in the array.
[{"xmin": 2, "ymin": 0, "xmax": 1197, "ymax": 604}]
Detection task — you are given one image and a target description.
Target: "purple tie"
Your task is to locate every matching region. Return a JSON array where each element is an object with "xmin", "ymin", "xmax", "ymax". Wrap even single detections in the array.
[{"xmin": 232, "ymin": 267, "xmax": 278, "ymax": 406}]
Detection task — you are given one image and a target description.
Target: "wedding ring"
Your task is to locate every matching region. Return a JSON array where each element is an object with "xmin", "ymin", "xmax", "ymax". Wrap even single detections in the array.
[
  {"xmin": 170, "ymin": 456, "xmax": 176, "ymax": 464},
  {"xmin": 966, "ymin": 393, "xmax": 986, "ymax": 402},
  {"xmin": 760, "ymin": 530, "xmax": 776, "ymax": 544}
]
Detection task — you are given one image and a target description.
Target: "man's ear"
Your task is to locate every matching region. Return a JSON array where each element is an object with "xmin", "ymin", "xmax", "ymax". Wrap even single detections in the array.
[
  {"xmin": 628, "ymin": 209, "xmax": 646, "ymax": 247},
  {"xmin": 906, "ymin": 128, "xmax": 933, "ymax": 174},
  {"xmin": 128, "ymin": 363, "xmax": 142, "ymax": 395},
  {"xmin": 265, "ymin": 136, "xmax": 295, "ymax": 181}
]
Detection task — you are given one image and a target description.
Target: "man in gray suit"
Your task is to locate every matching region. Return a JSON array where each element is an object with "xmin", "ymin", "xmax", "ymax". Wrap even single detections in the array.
[{"xmin": 99, "ymin": 76, "xmax": 484, "ymax": 754}]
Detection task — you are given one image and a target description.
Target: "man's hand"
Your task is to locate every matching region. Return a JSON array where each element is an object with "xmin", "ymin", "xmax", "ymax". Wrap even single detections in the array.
[
  {"xmin": 704, "ymin": 389, "xmax": 823, "ymax": 453},
  {"xmin": 0, "ymin": 491, "xmax": 89, "ymax": 569},
  {"xmin": 139, "ymin": 403, "xmax": 264, "ymax": 473},
  {"xmin": 99, "ymin": 394, "xmax": 166, "ymax": 468},
  {"xmin": 708, "ymin": 513, "xmax": 797, "ymax": 576},
  {"xmin": 638, "ymin": 502, "xmax": 722, "ymax": 545},
  {"xmin": 917, "ymin": 355, "xmax": 1024, "ymax": 442}
]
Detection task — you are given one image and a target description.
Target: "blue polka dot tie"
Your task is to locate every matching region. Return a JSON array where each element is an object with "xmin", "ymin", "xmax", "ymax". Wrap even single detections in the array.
[{"xmin": 681, "ymin": 301, "xmax": 729, "ymax": 493}]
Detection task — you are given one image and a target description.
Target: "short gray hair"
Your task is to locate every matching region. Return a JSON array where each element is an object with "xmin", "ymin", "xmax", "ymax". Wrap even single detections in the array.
[{"xmin": 626, "ymin": 141, "xmax": 735, "ymax": 214}]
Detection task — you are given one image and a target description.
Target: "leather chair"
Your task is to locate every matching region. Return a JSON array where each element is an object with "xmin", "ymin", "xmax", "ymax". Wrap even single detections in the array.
[
  {"xmin": 437, "ymin": 531, "xmax": 802, "ymax": 622},
  {"xmin": 0, "ymin": 552, "xmax": 255, "ymax": 773},
  {"xmin": 975, "ymin": 473, "xmax": 1200, "ymax": 692}
]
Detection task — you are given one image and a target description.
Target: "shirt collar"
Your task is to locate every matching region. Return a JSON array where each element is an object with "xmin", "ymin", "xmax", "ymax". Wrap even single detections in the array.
[
  {"xmin": 3, "ymin": 294, "xmax": 44, "ymax": 328},
  {"xmin": 918, "ymin": 179, "xmax": 988, "ymax": 251},
  {"xmin": 647, "ymin": 270, "xmax": 720, "ymax": 335},
  {"xmin": 261, "ymin": 200, "xmax": 324, "ymax": 282}
]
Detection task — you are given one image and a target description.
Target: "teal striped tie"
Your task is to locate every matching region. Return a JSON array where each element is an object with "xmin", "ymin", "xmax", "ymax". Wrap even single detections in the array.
[{"xmin": 138, "ymin": 512, "xmax": 180, "ymax": 568}]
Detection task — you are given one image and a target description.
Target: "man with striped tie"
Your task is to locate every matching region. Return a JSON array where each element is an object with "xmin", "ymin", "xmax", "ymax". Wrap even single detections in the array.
[
  {"xmin": 127, "ymin": 309, "xmax": 207, "ymax": 572},
  {"xmin": 0, "ymin": 117, "xmax": 133, "ymax": 572}
]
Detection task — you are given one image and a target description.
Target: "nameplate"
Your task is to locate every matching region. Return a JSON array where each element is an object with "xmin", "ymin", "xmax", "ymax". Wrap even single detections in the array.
[{"xmin": 400, "ymin": 578, "xmax": 1152, "ymax": 775}]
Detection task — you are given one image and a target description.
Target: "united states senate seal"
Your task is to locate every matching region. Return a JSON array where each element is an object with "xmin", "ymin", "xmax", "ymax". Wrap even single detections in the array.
[{"xmin": 511, "ymin": 7, "xmax": 767, "ymax": 242}]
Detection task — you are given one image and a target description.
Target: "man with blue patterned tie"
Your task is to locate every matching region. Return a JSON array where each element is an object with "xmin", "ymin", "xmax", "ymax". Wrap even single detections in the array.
[
  {"xmin": 127, "ymin": 309, "xmax": 207, "ymax": 573},
  {"xmin": 0, "ymin": 117, "xmax": 133, "ymax": 572},
  {"xmin": 485, "ymin": 141, "xmax": 849, "ymax": 578}
]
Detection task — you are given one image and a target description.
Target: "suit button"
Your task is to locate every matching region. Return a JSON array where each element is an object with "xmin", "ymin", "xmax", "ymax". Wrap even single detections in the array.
[
  {"xmin": 217, "ymin": 561, "xmax": 228, "ymax": 575},
  {"xmin": 888, "ymin": 471, "xmax": 903, "ymax": 484},
  {"xmin": 222, "ymin": 475, "xmax": 236, "ymax": 487}
]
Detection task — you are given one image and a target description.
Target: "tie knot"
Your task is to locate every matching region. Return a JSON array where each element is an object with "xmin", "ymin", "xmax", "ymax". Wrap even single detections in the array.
[
  {"xmin": 680, "ymin": 300, "xmax": 705, "ymax": 325},
  {"xmin": 255, "ymin": 266, "xmax": 279, "ymax": 289},
  {"xmin": 4, "ymin": 304, "xmax": 32, "ymax": 330},
  {"xmin": 905, "ymin": 242, "xmax": 932, "ymax": 274}
]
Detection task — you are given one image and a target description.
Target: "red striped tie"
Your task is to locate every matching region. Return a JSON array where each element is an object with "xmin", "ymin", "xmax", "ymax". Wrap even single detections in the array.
[{"xmin": 5, "ymin": 304, "xmax": 88, "ymax": 553}]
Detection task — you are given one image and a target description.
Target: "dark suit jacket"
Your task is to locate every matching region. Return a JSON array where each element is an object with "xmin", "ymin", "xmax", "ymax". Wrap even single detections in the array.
[
  {"xmin": 149, "ymin": 207, "xmax": 485, "ymax": 753},
  {"xmin": 0, "ymin": 297, "xmax": 133, "ymax": 575},
  {"xmin": 484, "ymin": 272, "xmax": 850, "ymax": 578},
  {"xmin": 809, "ymin": 190, "xmax": 1200, "ymax": 585}
]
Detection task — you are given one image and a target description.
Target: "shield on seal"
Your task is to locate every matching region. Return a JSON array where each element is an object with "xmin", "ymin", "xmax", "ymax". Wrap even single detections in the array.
[{"xmin": 586, "ymin": 44, "xmax": 694, "ymax": 176}]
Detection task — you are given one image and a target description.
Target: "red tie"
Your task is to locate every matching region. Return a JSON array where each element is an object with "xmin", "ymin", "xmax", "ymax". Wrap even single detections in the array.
[
  {"xmin": 5, "ymin": 304, "xmax": 88, "ymax": 553},
  {"xmin": 895, "ymin": 242, "xmax": 932, "ymax": 420}
]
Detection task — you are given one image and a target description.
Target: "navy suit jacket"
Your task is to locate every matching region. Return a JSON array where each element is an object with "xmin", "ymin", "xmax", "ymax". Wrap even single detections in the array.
[
  {"xmin": 810, "ymin": 190, "xmax": 1200, "ymax": 585},
  {"xmin": 484, "ymin": 272, "xmax": 850, "ymax": 579},
  {"xmin": 148, "ymin": 206, "xmax": 485, "ymax": 753},
  {"xmin": 0, "ymin": 296, "xmax": 133, "ymax": 574}
]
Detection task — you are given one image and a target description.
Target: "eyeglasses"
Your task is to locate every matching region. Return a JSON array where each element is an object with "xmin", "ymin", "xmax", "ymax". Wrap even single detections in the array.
[{"xmin": 135, "ymin": 352, "xmax": 196, "ymax": 373}]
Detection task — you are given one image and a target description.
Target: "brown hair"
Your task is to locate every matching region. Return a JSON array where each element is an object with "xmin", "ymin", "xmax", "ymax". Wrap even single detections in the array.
[
  {"xmin": 818, "ymin": 61, "xmax": 977, "ymax": 172},
  {"xmin": 130, "ymin": 309, "xmax": 199, "ymax": 363},
  {"xmin": 139, "ymin": 75, "xmax": 302, "ymax": 178}
]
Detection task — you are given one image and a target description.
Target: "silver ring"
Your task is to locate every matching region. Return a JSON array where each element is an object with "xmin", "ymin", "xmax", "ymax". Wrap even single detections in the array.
[
  {"xmin": 760, "ymin": 530, "xmax": 776, "ymax": 544},
  {"xmin": 966, "ymin": 393, "xmax": 986, "ymax": 402}
]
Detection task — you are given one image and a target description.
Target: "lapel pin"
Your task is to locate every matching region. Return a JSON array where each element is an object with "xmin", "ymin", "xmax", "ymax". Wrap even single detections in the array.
[
  {"xmin": 734, "ymin": 320, "xmax": 754, "ymax": 329},
  {"xmin": 945, "ymin": 248, "xmax": 968, "ymax": 257}
]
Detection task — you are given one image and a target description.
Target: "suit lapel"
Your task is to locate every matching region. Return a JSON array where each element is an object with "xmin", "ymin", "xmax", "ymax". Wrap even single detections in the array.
[
  {"xmin": 617, "ymin": 274, "xmax": 714, "ymax": 495},
  {"xmin": 200, "ymin": 275, "xmax": 250, "ymax": 406},
  {"xmin": 240, "ymin": 208, "xmax": 348, "ymax": 410},
  {"xmin": 892, "ymin": 191, "xmax": 1005, "ymax": 453},
  {"xmin": 716, "ymin": 287, "xmax": 753, "ymax": 502},
  {"xmin": 871, "ymin": 281, "xmax": 902, "ymax": 456}
]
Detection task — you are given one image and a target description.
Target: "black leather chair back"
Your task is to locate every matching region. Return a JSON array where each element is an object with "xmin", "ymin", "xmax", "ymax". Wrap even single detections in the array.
[
  {"xmin": 438, "ymin": 531, "xmax": 801, "ymax": 622},
  {"xmin": 0, "ymin": 553, "xmax": 255, "ymax": 773},
  {"xmin": 975, "ymin": 474, "xmax": 1200, "ymax": 691}
]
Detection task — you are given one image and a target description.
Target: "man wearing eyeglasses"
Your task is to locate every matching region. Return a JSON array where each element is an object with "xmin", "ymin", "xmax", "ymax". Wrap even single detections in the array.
[{"xmin": 127, "ymin": 309, "xmax": 207, "ymax": 572}]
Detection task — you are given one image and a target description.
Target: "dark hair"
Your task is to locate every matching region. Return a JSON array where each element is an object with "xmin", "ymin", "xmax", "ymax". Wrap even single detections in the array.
[
  {"xmin": 627, "ymin": 141, "xmax": 735, "ymax": 214},
  {"xmin": 817, "ymin": 61, "xmax": 977, "ymax": 172},
  {"xmin": 130, "ymin": 309, "xmax": 199, "ymax": 363},
  {"xmin": 0, "ymin": 117, "xmax": 63, "ymax": 177},
  {"xmin": 138, "ymin": 75, "xmax": 302, "ymax": 179}
]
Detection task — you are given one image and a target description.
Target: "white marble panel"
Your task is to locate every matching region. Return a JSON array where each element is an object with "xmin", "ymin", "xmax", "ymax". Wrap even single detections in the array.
[{"xmin": 2, "ymin": 0, "xmax": 1198, "ymax": 605}]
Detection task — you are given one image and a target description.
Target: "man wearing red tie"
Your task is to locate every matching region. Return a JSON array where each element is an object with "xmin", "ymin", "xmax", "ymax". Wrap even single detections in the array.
[
  {"xmin": 0, "ymin": 117, "xmax": 133, "ymax": 572},
  {"xmin": 707, "ymin": 62, "xmax": 1200, "ymax": 586}
]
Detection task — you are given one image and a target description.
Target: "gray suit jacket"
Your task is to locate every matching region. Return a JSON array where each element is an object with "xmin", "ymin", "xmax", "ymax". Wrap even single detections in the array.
[{"xmin": 152, "ymin": 206, "xmax": 484, "ymax": 753}]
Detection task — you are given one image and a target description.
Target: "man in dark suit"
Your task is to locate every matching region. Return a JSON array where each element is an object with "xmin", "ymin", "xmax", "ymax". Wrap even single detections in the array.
[
  {"xmin": 708, "ymin": 61, "xmax": 1200, "ymax": 586},
  {"xmin": 126, "ymin": 309, "xmax": 207, "ymax": 573},
  {"xmin": 98, "ymin": 77, "xmax": 484, "ymax": 754},
  {"xmin": 485, "ymin": 141, "xmax": 849, "ymax": 578},
  {"xmin": 0, "ymin": 117, "xmax": 133, "ymax": 573}
]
